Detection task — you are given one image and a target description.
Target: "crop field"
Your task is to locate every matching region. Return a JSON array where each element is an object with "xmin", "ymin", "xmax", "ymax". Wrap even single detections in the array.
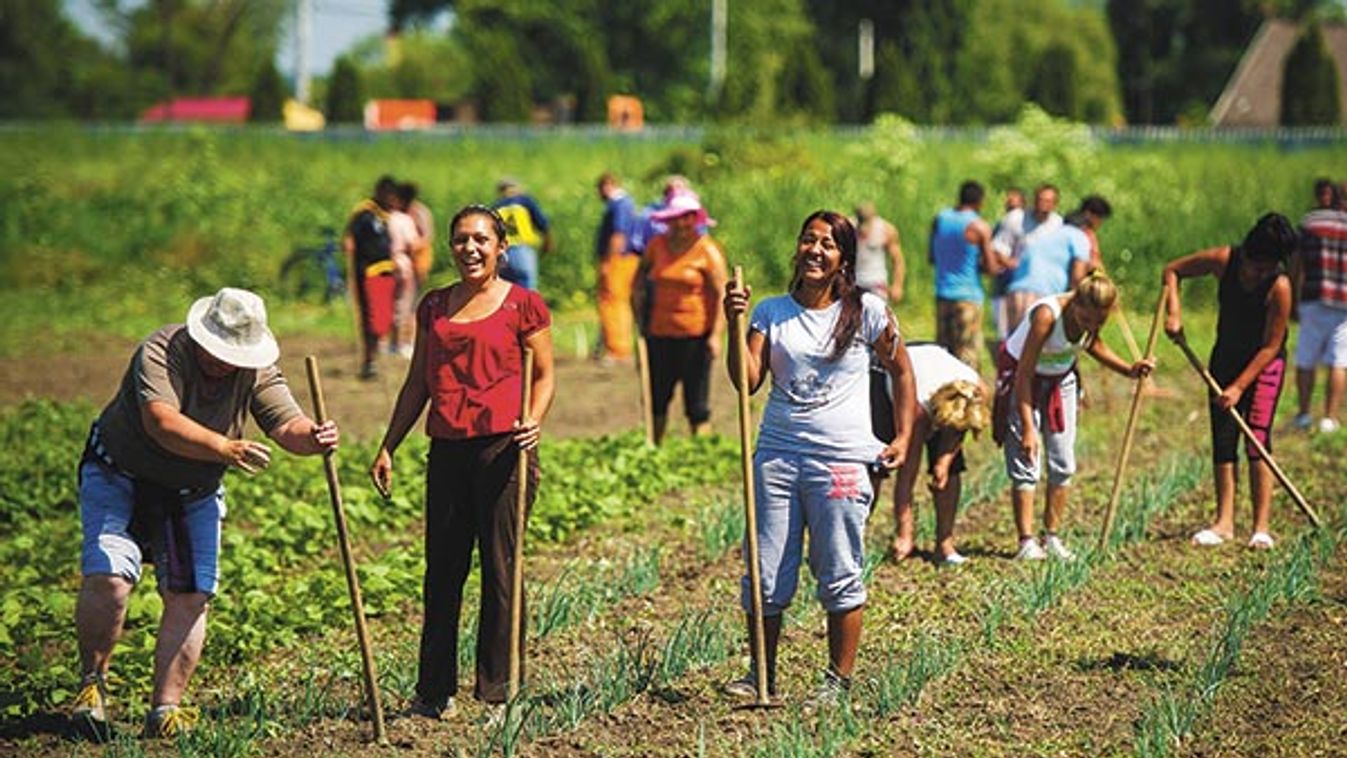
[{"xmin": 2, "ymin": 118, "xmax": 1346, "ymax": 756}]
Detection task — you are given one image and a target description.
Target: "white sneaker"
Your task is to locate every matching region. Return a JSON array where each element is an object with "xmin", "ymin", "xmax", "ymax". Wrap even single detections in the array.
[
  {"xmin": 1294, "ymin": 413, "xmax": 1314, "ymax": 431},
  {"xmin": 1318, "ymin": 418, "xmax": 1340, "ymax": 434},
  {"xmin": 937, "ymin": 550, "xmax": 968, "ymax": 567},
  {"xmin": 1043, "ymin": 534, "xmax": 1075, "ymax": 561},
  {"xmin": 1015, "ymin": 538, "xmax": 1047, "ymax": 560}
]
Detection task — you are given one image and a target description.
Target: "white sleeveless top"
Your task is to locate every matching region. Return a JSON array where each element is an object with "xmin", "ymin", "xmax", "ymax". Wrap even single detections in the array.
[
  {"xmin": 1004, "ymin": 296, "xmax": 1087, "ymax": 376},
  {"xmin": 854, "ymin": 217, "xmax": 890, "ymax": 291}
]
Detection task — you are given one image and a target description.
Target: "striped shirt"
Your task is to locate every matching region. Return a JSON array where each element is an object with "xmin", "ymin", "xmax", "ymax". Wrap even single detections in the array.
[{"xmin": 1298, "ymin": 209, "xmax": 1347, "ymax": 308}]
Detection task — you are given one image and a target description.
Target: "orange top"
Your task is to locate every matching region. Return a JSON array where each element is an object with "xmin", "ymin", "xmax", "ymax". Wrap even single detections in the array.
[{"xmin": 645, "ymin": 234, "xmax": 728, "ymax": 338}]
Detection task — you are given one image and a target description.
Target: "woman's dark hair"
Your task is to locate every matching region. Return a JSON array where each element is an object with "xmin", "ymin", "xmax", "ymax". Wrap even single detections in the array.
[
  {"xmin": 397, "ymin": 182, "xmax": 419, "ymax": 204},
  {"xmin": 1240, "ymin": 212, "xmax": 1297, "ymax": 265},
  {"xmin": 1314, "ymin": 178, "xmax": 1340, "ymax": 208},
  {"xmin": 448, "ymin": 203, "xmax": 508, "ymax": 244},
  {"xmin": 792, "ymin": 210, "xmax": 862, "ymax": 361}
]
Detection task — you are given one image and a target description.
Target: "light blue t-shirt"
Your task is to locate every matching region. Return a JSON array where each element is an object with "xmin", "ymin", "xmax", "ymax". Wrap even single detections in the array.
[
  {"xmin": 1007, "ymin": 225, "xmax": 1092, "ymax": 297},
  {"xmin": 931, "ymin": 207, "xmax": 984, "ymax": 303},
  {"xmin": 750, "ymin": 292, "xmax": 893, "ymax": 462}
]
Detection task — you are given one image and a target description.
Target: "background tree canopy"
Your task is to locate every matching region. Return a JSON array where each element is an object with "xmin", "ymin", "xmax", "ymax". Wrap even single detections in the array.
[{"xmin": 6, "ymin": 0, "xmax": 1338, "ymax": 124}]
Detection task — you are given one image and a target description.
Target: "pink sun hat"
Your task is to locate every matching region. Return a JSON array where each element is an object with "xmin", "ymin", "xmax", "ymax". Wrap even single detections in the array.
[{"xmin": 650, "ymin": 192, "xmax": 717, "ymax": 227}]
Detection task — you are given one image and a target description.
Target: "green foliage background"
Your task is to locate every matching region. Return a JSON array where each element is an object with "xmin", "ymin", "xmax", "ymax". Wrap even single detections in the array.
[{"xmin": 2, "ymin": 108, "xmax": 1343, "ymax": 354}]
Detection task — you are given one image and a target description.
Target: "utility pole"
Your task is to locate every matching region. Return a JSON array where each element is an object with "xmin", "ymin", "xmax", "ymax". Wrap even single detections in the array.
[
  {"xmin": 709, "ymin": 0, "xmax": 727, "ymax": 100},
  {"xmin": 858, "ymin": 18, "xmax": 874, "ymax": 80},
  {"xmin": 295, "ymin": 0, "xmax": 313, "ymax": 104}
]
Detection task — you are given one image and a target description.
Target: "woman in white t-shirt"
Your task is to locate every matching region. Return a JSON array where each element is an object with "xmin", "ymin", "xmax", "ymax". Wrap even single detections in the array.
[
  {"xmin": 879, "ymin": 344, "xmax": 990, "ymax": 565},
  {"xmin": 992, "ymin": 273, "xmax": 1153, "ymax": 560},
  {"xmin": 722, "ymin": 210, "xmax": 916, "ymax": 705}
]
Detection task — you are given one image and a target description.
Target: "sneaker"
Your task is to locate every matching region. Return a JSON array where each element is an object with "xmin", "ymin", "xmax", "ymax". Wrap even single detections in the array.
[
  {"xmin": 937, "ymin": 551, "xmax": 968, "ymax": 567},
  {"xmin": 1015, "ymin": 537, "xmax": 1047, "ymax": 561},
  {"xmin": 1318, "ymin": 418, "xmax": 1340, "ymax": 434},
  {"xmin": 1248, "ymin": 532, "xmax": 1276, "ymax": 550},
  {"xmin": 396, "ymin": 343, "xmax": 415, "ymax": 360},
  {"xmin": 1294, "ymin": 413, "xmax": 1313, "ymax": 431},
  {"xmin": 722, "ymin": 671, "xmax": 775, "ymax": 700},
  {"xmin": 482, "ymin": 703, "xmax": 508, "ymax": 730},
  {"xmin": 1043, "ymin": 534, "xmax": 1075, "ymax": 561},
  {"xmin": 408, "ymin": 695, "xmax": 455, "ymax": 720},
  {"xmin": 802, "ymin": 668, "xmax": 851, "ymax": 711},
  {"xmin": 70, "ymin": 673, "xmax": 109, "ymax": 740},
  {"xmin": 143, "ymin": 704, "xmax": 199, "ymax": 739},
  {"xmin": 358, "ymin": 362, "xmax": 378, "ymax": 381}
]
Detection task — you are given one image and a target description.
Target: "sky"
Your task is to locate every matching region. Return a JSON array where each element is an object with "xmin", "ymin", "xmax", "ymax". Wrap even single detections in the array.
[{"xmin": 63, "ymin": 0, "xmax": 394, "ymax": 78}]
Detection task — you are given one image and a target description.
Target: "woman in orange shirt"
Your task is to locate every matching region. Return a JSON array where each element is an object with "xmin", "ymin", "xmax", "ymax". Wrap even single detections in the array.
[{"xmin": 634, "ymin": 193, "xmax": 729, "ymax": 443}]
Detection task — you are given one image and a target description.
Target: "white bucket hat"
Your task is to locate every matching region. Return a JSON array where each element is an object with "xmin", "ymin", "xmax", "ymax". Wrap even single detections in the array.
[{"xmin": 185, "ymin": 288, "xmax": 280, "ymax": 369}]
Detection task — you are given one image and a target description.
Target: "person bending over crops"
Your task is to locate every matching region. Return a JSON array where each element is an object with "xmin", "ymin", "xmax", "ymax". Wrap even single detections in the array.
[
  {"xmin": 1163, "ymin": 213, "xmax": 1296, "ymax": 550},
  {"xmin": 722, "ymin": 210, "xmax": 916, "ymax": 706},
  {"xmin": 874, "ymin": 344, "xmax": 991, "ymax": 565},
  {"xmin": 632, "ymin": 192, "xmax": 728, "ymax": 442},
  {"xmin": 71, "ymin": 288, "xmax": 339, "ymax": 740},
  {"xmin": 370, "ymin": 204, "xmax": 555, "ymax": 719},
  {"xmin": 993, "ymin": 273, "xmax": 1153, "ymax": 560}
]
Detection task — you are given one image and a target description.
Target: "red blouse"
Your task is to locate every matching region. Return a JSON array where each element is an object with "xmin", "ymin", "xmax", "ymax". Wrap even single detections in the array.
[{"xmin": 420, "ymin": 284, "xmax": 551, "ymax": 439}]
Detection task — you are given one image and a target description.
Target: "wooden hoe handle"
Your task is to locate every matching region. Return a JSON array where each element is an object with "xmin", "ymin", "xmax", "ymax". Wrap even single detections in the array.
[
  {"xmin": 729, "ymin": 267, "xmax": 771, "ymax": 706},
  {"xmin": 1098, "ymin": 289, "xmax": 1167, "ymax": 550},
  {"xmin": 508, "ymin": 347, "xmax": 536, "ymax": 700},
  {"xmin": 304, "ymin": 356, "xmax": 387, "ymax": 743}
]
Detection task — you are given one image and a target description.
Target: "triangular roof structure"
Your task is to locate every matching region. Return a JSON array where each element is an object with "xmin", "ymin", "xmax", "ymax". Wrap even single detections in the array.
[{"xmin": 1210, "ymin": 19, "xmax": 1347, "ymax": 126}]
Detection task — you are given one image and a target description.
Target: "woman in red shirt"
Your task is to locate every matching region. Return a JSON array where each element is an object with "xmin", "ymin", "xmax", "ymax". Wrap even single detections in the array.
[{"xmin": 370, "ymin": 204, "xmax": 555, "ymax": 718}]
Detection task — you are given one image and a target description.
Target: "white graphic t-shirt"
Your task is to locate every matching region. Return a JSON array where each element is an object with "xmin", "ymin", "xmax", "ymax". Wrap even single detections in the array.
[{"xmin": 750, "ymin": 291, "xmax": 893, "ymax": 462}]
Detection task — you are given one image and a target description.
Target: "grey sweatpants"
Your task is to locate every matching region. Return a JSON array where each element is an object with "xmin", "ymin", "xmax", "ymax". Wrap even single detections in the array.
[
  {"xmin": 1003, "ymin": 370, "xmax": 1077, "ymax": 490},
  {"xmin": 741, "ymin": 450, "xmax": 873, "ymax": 616}
]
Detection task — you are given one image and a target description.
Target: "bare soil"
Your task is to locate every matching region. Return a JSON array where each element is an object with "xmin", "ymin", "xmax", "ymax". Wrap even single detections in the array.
[
  {"xmin": 4, "ymin": 337, "xmax": 1345, "ymax": 757},
  {"xmin": 0, "ymin": 334, "xmax": 746, "ymax": 442}
]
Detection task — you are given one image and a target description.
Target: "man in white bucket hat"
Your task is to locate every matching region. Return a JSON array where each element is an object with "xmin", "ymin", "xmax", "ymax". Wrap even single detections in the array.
[{"xmin": 69, "ymin": 287, "xmax": 339, "ymax": 739}]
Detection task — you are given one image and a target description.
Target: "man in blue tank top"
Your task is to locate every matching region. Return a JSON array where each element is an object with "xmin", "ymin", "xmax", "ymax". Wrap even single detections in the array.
[{"xmin": 929, "ymin": 181, "xmax": 1003, "ymax": 371}]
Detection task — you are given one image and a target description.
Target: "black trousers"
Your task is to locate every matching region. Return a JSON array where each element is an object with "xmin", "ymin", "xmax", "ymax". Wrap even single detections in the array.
[
  {"xmin": 646, "ymin": 335, "xmax": 713, "ymax": 424},
  {"xmin": 417, "ymin": 433, "xmax": 539, "ymax": 704}
]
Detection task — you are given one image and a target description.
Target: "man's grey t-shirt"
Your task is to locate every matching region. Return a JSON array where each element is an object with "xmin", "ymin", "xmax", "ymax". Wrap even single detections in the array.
[
  {"xmin": 96, "ymin": 325, "xmax": 303, "ymax": 490},
  {"xmin": 750, "ymin": 292, "xmax": 893, "ymax": 462}
]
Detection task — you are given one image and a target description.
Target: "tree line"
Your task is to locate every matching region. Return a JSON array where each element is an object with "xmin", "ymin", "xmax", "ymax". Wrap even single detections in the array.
[{"xmin": 1, "ymin": 0, "xmax": 1341, "ymax": 124}]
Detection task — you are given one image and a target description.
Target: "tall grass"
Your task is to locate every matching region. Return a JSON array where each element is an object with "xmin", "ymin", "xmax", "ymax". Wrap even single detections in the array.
[{"xmin": 4, "ymin": 120, "xmax": 1345, "ymax": 355}]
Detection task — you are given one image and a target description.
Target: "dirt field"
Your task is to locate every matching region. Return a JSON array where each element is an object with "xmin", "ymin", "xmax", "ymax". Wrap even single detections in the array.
[
  {"xmin": 0, "ymin": 334, "xmax": 746, "ymax": 443},
  {"xmin": 3, "ymin": 332, "xmax": 1345, "ymax": 757}
]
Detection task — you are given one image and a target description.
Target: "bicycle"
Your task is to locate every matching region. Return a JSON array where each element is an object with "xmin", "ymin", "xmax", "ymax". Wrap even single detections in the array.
[{"xmin": 280, "ymin": 227, "xmax": 346, "ymax": 303}]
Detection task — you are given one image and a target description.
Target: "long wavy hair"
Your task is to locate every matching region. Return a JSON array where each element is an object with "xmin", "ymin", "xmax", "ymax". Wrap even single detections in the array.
[{"xmin": 791, "ymin": 210, "xmax": 863, "ymax": 361}]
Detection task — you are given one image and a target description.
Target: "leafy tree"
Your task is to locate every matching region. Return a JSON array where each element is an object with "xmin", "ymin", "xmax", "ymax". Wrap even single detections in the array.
[
  {"xmin": 1106, "ymin": 0, "xmax": 1262, "ymax": 123},
  {"xmin": 0, "ymin": 0, "xmax": 145, "ymax": 118},
  {"xmin": 869, "ymin": 41, "xmax": 925, "ymax": 120},
  {"xmin": 249, "ymin": 60, "xmax": 286, "ymax": 121},
  {"xmin": 1028, "ymin": 41, "xmax": 1081, "ymax": 119},
  {"xmin": 325, "ymin": 56, "xmax": 364, "ymax": 123},
  {"xmin": 1281, "ymin": 22, "xmax": 1343, "ymax": 125},
  {"xmin": 463, "ymin": 27, "xmax": 534, "ymax": 122}
]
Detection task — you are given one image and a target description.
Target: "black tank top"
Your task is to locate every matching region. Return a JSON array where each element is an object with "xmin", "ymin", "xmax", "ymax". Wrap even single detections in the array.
[{"xmin": 1211, "ymin": 246, "xmax": 1286, "ymax": 376}]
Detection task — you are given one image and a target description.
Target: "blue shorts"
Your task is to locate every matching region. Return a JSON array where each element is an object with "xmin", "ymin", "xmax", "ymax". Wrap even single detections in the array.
[
  {"xmin": 740, "ymin": 450, "xmax": 873, "ymax": 615},
  {"xmin": 79, "ymin": 461, "xmax": 225, "ymax": 596}
]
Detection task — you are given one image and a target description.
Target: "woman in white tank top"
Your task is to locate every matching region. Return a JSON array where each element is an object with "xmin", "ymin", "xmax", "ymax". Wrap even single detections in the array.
[{"xmin": 994, "ymin": 274, "xmax": 1154, "ymax": 560}]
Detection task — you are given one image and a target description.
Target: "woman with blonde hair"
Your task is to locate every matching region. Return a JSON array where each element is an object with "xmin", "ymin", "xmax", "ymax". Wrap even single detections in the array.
[
  {"xmin": 877, "ymin": 343, "xmax": 991, "ymax": 565},
  {"xmin": 993, "ymin": 273, "xmax": 1154, "ymax": 560}
]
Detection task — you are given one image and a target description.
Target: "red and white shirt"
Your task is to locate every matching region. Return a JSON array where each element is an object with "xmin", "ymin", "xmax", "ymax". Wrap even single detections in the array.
[{"xmin": 1298, "ymin": 209, "xmax": 1347, "ymax": 309}]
